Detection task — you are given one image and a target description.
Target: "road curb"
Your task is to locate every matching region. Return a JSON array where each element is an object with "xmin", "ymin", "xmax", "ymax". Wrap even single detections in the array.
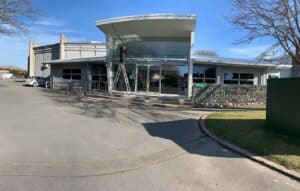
[{"xmin": 199, "ymin": 114, "xmax": 300, "ymax": 182}]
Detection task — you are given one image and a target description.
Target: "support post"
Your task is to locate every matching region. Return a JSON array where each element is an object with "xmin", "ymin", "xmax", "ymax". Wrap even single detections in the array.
[
  {"xmin": 187, "ymin": 32, "xmax": 195, "ymax": 98},
  {"xmin": 59, "ymin": 34, "xmax": 66, "ymax": 60},
  {"xmin": 28, "ymin": 41, "xmax": 37, "ymax": 77}
]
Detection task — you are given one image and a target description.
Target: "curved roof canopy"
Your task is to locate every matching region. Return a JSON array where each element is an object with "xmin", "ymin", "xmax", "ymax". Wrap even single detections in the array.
[{"xmin": 96, "ymin": 14, "xmax": 196, "ymax": 39}]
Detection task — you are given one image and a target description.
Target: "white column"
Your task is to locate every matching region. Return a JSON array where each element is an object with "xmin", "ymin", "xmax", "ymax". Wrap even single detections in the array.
[
  {"xmin": 216, "ymin": 65, "xmax": 221, "ymax": 84},
  {"xmin": 107, "ymin": 61, "xmax": 113, "ymax": 94},
  {"xmin": 59, "ymin": 34, "xmax": 66, "ymax": 60},
  {"xmin": 106, "ymin": 36, "xmax": 114, "ymax": 94},
  {"xmin": 187, "ymin": 32, "xmax": 195, "ymax": 98},
  {"xmin": 28, "ymin": 41, "xmax": 37, "ymax": 77}
]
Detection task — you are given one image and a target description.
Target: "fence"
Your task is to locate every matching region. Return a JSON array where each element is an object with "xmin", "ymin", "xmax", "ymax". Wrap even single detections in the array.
[
  {"xmin": 266, "ymin": 78, "xmax": 300, "ymax": 137},
  {"xmin": 52, "ymin": 81, "xmax": 108, "ymax": 94}
]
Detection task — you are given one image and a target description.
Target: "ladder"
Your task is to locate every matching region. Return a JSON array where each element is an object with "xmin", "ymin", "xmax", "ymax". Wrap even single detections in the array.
[{"xmin": 113, "ymin": 62, "xmax": 131, "ymax": 94}]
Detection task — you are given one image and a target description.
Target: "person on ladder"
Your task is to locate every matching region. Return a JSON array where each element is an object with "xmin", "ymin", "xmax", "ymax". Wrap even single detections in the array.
[{"xmin": 113, "ymin": 46, "xmax": 131, "ymax": 94}]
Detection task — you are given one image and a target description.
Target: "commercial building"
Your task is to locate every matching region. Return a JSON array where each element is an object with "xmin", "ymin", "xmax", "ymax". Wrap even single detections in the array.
[
  {"xmin": 0, "ymin": 70, "xmax": 13, "ymax": 79},
  {"xmin": 28, "ymin": 14, "xmax": 293, "ymax": 97}
]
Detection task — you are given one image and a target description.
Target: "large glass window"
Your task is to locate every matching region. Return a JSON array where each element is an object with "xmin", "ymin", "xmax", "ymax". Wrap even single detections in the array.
[
  {"xmin": 63, "ymin": 68, "xmax": 81, "ymax": 80},
  {"xmin": 113, "ymin": 63, "xmax": 136, "ymax": 92},
  {"xmin": 224, "ymin": 72, "xmax": 254, "ymax": 85},
  {"xmin": 161, "ymin": 65, "xmax": 187, "ymax": 94},
  {"xmin": 193, "ymin": 65, "xmax": 216, "ymax": 84},
  {"xmin": 149, "ymin": 65, "xmax": 160, "ymax": 92},
  {"xmin": 91, "ymin": 64, "xmax": 107, "ymax": 91}
]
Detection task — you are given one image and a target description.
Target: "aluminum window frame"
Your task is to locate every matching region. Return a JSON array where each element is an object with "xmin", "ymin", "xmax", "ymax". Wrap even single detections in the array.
[{"xmin": 223, "ymin": 72, "xmax": 255, "ymax": 85}]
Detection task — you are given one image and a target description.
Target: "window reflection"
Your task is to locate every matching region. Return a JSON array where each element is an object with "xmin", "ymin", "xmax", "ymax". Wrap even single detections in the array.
[
  {"xmin": 224, "ymin": 72, "xmax": 254, "ymax": 85},
  {"xmin": 161, "ymin": 65, "xmax": 187, "ymax": 94},
  {"xmin": 193, "ymin": 65, "xmax": 216, "ymax": 84}
]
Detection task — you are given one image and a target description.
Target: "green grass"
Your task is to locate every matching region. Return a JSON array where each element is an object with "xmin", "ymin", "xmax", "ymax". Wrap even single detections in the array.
[{"xmin": 206, "ymin": 110, "xmax": 300, "ymax": 172}]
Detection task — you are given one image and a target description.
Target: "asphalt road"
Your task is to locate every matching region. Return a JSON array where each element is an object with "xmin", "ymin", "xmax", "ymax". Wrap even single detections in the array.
[{"xmin": 0, "ymin": 80, "xmax": 299, "ymax": 191}]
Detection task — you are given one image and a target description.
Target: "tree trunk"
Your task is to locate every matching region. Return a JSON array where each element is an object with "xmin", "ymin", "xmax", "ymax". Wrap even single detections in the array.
[{"xmin": 291, "ymin": 48, "xmax": 300, "ymax": 77}]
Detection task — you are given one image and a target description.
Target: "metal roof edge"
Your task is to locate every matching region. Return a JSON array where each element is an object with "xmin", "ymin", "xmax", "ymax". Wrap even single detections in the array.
[{"xmin": 96, "ymin": 14, "xmax": 197, "ymax": 26}]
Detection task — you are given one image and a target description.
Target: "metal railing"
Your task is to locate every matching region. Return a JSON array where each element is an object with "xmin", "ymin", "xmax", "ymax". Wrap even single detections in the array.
[{"xmin": 52, "ymin": 81, "xmax": 108, "ymax": 94}]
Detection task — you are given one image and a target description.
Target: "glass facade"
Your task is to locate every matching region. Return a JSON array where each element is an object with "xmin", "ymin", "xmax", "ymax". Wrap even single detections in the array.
[
  {"xmin": 91, "ymin": 64, "xmax": 107, "ymax": 91},
  {"xmin": 161, "ymin": 65, "xmax": 187, "ymax": 94},
  {"xmin": 114, "ymin": 63, "xmax": 136, "ymax": 91},
  {"xmin": 112, "ymin": 63, "xmax": 187, "ymax": 95},
  {"xmin": 109, "ymin": 37, "xmax": 190, "ymax": 95},
  {"xmin": 111, "ymin": 38, "xmax": 190, "ymax": 59},
  {"xmin": 149, "ymin": 65, "xmax": 160, "ymax": 92}
]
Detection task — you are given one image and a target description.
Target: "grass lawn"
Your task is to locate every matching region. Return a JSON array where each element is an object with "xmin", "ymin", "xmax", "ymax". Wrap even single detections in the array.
[{"xmin": 205, "ymin": 110, "xmax": 300, "ymax": 172}]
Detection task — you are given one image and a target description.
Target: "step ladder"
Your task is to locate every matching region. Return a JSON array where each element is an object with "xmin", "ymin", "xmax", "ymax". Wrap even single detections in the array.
[{"xmin": 113, "ymin": 62, "xmax": 131, "ymax": 94}]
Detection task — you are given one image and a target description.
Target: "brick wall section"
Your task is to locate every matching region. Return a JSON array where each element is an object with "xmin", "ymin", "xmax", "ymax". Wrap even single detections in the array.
[{"xmin": 193, "ymin": 84, "xmax": 266, "ymax": 108}]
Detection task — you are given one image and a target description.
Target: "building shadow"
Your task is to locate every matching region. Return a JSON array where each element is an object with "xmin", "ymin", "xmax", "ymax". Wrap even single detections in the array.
[
  {"xmin": 143, "ymin": 118, "xmax": 300, "ymax": 158},
  {"xmin": 143, "ymin": 119, "xmax": 243, "ymax": 158},
  {"xmin": 41, "ymin": 91, "xmax": 300, "ymax": 159}
]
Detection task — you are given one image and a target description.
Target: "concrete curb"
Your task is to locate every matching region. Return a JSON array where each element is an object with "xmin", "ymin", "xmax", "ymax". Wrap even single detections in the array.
[{"xmin": 199, "ymin": 114, "xmax": 300, "ymax": 182}]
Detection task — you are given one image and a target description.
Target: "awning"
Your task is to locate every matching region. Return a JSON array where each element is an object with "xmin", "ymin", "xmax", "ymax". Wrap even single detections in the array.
[
  {"xmin": 96, "ymin": 14, "xmax": 196, "ymax": 39},
  {"xmin": 44, "ymin": 56, "xmax": 106, "ymax": 65}
]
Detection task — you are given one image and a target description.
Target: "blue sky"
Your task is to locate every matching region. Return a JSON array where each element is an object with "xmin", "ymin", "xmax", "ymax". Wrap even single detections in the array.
[{"xmin": 0, "ymin": 0, "xmax": 273, "ymax": 69}]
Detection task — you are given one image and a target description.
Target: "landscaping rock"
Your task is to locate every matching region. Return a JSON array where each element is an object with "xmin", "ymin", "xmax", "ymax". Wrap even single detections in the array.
[{"xmin": 193, "ymin": 84, "xmax": 266, "ymax": 108}]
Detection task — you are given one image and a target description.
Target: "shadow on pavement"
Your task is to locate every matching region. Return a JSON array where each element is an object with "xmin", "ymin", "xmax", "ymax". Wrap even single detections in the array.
[
  {"xmin": 143, "ymin": 119, "xmax": 242, "ymax": 158},
  {"xmin": 42, "ymin": 91, "xmax": 184, "ymax": 122}
]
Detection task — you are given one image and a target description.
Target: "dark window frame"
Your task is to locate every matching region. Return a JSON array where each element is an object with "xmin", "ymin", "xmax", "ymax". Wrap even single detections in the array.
[
  {"xmin": 193, "ymin": 65, "xmax": 217, "ymax": 84},
  {"xmin": 223, "ymin": 72, "xmax": 255, "ymax": 85},
  {"xmin": 62, "ymin": 68, "xmax": 82, "ymax": 80}
]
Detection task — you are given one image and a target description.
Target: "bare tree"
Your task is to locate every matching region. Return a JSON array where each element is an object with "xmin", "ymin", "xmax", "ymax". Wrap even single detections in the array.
[
  {"xmin": 229, "ymin": 0, "xmax": 300, "ymax": 65},
  {"xmin": 0, "ymin": 0, "xmax": 39, "ymax": 35},
  {"xmin": 195, "ymin": 49, "xmax": 218, "ymax": 57}
]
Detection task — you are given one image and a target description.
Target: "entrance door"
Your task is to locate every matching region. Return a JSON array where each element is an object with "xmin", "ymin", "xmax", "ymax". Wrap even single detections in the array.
[{"xmin": 137, "ymin": 65, "xmax": 148, "ymax": 92}]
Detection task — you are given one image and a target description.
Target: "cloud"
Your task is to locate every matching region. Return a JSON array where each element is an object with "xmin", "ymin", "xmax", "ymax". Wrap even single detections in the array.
[
  {"xmin": 33, "ymin": 17, "xmax": 65, "ymax": 27},
  {"xmin": 226, "ymin": 45, "xmax": 271, "ymax": 58}
]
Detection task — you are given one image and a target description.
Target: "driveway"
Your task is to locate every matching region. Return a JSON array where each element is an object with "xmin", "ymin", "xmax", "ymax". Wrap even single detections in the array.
[{"xmin": 0, "ymin": 80, "xmax": 299, "ymax": 191}]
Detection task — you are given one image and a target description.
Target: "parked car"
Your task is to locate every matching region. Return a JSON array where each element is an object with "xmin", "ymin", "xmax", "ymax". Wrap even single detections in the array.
[{"xmin": 24, "ymin": 77, "xmax": 47, "ymax": 87}]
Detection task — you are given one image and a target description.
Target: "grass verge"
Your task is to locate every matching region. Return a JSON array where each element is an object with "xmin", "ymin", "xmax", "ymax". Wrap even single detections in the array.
[{"xmin": 205, "ymin": 110, "xmax": 300, "ymax": 172}]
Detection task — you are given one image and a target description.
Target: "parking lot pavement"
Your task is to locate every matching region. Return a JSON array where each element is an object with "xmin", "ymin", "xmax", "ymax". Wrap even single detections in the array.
[{"xmin": 0, "ymin": 80, "xmax": 299, "ymax": 191}]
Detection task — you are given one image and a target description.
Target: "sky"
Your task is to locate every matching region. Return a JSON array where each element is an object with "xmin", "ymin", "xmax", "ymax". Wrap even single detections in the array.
[{"xmin": 0, "ymin": 0, "xmax": 273, "ymax": 69}]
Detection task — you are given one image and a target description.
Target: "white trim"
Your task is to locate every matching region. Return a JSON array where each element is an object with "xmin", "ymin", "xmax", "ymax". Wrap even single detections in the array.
[{"xmin": 96, "ymin": 14, "xmax": 197, "ymax": 26}]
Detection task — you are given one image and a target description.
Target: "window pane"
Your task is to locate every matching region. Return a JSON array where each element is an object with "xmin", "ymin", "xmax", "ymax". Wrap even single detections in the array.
[
  {"xmin": 100, "ymin": 75, "xmax": 107, "ymax": 81},
  {"xmin": 72, "ymin": 69, "xmax": 81, "ymax": 74},
  {"xmin": 193, "ymin": 78, "xmax": 204, "ymax": 83},
  {"xmin": 161, "ymin": 65, "xmax": 187, "ymax": 94},
  {"xmin": 92, "ymin": 65, "xmax": 100, "ymax": 74},
  {"xmin": 99, "ymin": 65, "xmax": 107, "ymax": 74},
  {"xmin": 205, "ymin": 67, "xmax": 216, "ymax": 78},
  {"xmin": 193, "ymin": 65, "xmax": 205, "ymax": 78},
  {"xmin": 224, "ymin": 80, "xmax": 239, "ymax": 84},
  {"xmin": 240, "ymin": 80, "xmax": 254, "ymax": 85},
  {"xmin": 92, "ymin": 75, "xmax": 100, "ymax": 81},
  {"xmin": 114, "ymin": 63, "xmax": 135, "ymax": 92},
  {"xmin": 224, "ymin": 72, "xmax": 239, "ymax": 80},
  {"xmin": 72, "ymin": 75, "xmax": 81, "ymax": 80},
  {"xmin": 205, "ymin": 79, "xmax": 216, "ymax": 84},
  {"xmin": 63, "ymin": 74, "xmax": 71, "ymax": 79},
  {"xmin": 240, "ymin": 73, "xmax": 254, "ymax": 79},
  {"xmin": 63, "ymin": 69, "xmax": 71, "ymax": 74}
]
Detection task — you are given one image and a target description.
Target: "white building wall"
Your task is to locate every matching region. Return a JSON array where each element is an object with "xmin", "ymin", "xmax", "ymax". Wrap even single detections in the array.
[{"xmin": 64, "ymin": 43, "xmax": 107, "ymax": 59}]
